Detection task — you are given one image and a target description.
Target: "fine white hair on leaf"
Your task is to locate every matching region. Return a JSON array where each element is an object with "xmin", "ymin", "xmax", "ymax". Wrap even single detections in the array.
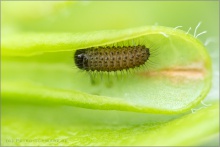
[
  {"xmin": 191, "ymin": 107, "xmax": 206, "ymax": 113},
  {"xmin": 173, "ymin": 26, "xmax": 183, "ymax": 30},
  {"xmin": 204, "ymin": 37, "xmax": 217, "ymax": 46},
  {"xmin": 191, "ymin": 100, "xmax": 211, "ymax": 113},
  {"xmin": 196, "ymin": 31, "xmax": 207, "ymax": 38},
  {"xmin": 201, "ymin": 100, "xmax": 212, "ymax": 107},
  {"xmin": 186, "ymin": 27, "xmax": 191, "ymax": 34},
  {"xmin": 194, "ymin": 21, "xmax": 202, "ymax": 37},
  {"xmin": 159, "ymin": 32, "xmax": 169, "ymax": 38},
  {"xmin": 193, "ymin": 22, "xmax": 208, "ymax": 39}
]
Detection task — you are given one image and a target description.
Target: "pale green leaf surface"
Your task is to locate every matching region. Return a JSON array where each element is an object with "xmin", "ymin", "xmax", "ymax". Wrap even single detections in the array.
[
  {"xmin": 1, "ymin": 102, "xmax": 219, "ymax": 146},
  {"xmin": 2, "ymin": 26, "xmax": 212, "ymax": 114}
]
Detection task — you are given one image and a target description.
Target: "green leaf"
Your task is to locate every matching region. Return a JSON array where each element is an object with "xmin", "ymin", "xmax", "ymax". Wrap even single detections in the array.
[
  {"xmin": 2, "ymin": 26, "xmax": 212, "ymax": 114},
  {"xmin": 1, "ymin": 1, "xmax": 218, "ymax": 146},
  {"xmin": 1, "ymin": 102, "xmax": 219, "ymax": 146}
]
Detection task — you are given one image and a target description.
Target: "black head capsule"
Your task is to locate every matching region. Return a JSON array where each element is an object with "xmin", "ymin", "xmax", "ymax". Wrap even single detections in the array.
[{"xmin": 74, "ymin": 49, "xmax": 89, "ymax": 70}]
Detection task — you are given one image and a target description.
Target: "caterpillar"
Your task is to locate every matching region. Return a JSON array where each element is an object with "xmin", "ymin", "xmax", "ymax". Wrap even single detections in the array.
[
  {"xmin": 74, "ymin": 45, "xmax": 150, "ymax": 72},
  {"xmin": 72, "ymin": 35, "xmax": 166, "ymax": 86}
]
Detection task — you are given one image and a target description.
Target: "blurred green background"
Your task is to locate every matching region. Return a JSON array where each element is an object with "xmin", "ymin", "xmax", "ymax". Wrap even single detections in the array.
[
  {"xmin": 1, "ymin": 1, "xmax": 219, "ymax": 146},
  {"xmin": 2, "ymin": 1, "xmax": 219, "ymax": 35}
]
